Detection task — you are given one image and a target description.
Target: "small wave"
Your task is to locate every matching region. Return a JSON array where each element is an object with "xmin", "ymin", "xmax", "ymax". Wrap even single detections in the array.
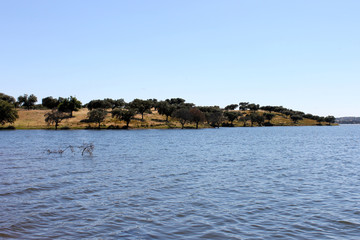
[
  {"xmin": 0, "ymin": 187, "xmax": 42, "ymax": 196},
  {"xmin": 338, "ymin": 220, "xmax": 360, "ymax": 226},
  {"xmin": 0, "ymin": 232, "xmax": 19, "ymax": 238},
  {"xmin": 1, "ymin": 184, "xmax": 61, "ymax": 196},
  {"xmin": 200, "ymin": 231, "xmax": 231, "ymax": 239}
]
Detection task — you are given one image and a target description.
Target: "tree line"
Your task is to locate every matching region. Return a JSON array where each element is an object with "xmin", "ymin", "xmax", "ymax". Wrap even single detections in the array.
[{"xmin": 0, "ymin": 92, "xmax": 336, "ymax": 129}]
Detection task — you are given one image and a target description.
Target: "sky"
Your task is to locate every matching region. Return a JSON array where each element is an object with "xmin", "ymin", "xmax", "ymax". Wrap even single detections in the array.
[{"xmin": 1, "ymin": 0, "xmax": 359, "ymax": 117}]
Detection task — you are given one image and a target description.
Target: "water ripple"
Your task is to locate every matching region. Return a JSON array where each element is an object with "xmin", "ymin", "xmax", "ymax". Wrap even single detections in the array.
[{"xmin": 1, "ymin": 127, "xmax": 360, "ymax": 239}]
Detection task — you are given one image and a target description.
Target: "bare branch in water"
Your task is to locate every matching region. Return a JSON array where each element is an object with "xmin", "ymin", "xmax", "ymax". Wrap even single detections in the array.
[
  {"xmin": 79, "ymin": 143, "xmax": 94, "ymax": 156},
  {"xmin": 46, "ymin": 143, "xmax": 94, "ymax": 156}
]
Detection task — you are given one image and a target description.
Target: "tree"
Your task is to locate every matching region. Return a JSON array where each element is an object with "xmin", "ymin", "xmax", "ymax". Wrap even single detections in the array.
[
  {"xmin": 111, "ymin": 99, "xmax": 126, "ymax": 109},
  {"xmin": 157, "ymin": 101, "xmax": 176, "ymax": 122},
  {"xmin": 128, "ymin": 99, "xmax": 152, "ymax": 121},
  {"xmin": 290, "ymin": 114, "xmax": 303, "ymax": 124},
  {"xmin": 181, "ymin": 102, "xmax": 195, "ymax": 108},
  {"xmin": 239, "ymin": 102, "xmax": 249, "ymax": 111},
  {"xmin": 189, "ymin": 108, "xmax": 205, "ymax": 129},
  {"xmin": 147, "ymin": 98, "xmax": 158, "ymax": 109},
  {"xmin": 112, "ymin": 108, "xmax": 136, "ymax": 128},
  {"xmin": 18, "ymin": 94, "xmax": 37, "ymax": 110},
  {"xmin": 198, "ymin": 106, "xmax": 223, "ymax": 127},
  {"xmin": 58, "ymin": 96, "xmax": 82, "ymax": 117},
  {"xmin": 264, "ymin": 113, "xmax": 275, "ymax": 123},
  {"xmin": 249, "ymin": 112, "xmax": 264, "ymax": 126},
  {"xmin": 0, "ymin": 100, "xmax": 19, "ymax": 125},
  {"xmin": 324, "ymin": 115, "xmax": 336, "ymax": 125},
  {"xmin": 248, "ymin": 103, "xmax": 260, "ymax": 112},
  {"xmin": 165, "ymin": 98, "xmax": 185, "ymax": 105},
  {"xmin": 208, "ymin": 109, "xmax": 223, "ymax": 128},
  {"xmin": 260, "ymin": 105, "xmax": 276, "ymax": 113},
  {"xmin": 87, "ymin": 99, "xmax": 112, "ymax": 110},
  {"xmin": 87, "ymin": 109, "xmax": 107, "ymax": 128},
  {"xmin": 315, "ymin": 116, "xmax": 325, "ymax": 125},
  {"xmin": 282, "ymin": 110, "xmax": 294, "ymax": 116},
  {"xmin": 255, "ymin": 114, "xmax": 265, "ymax": 126},
  {"xmin": 224, "ymin": 111, "xmax": 238, "ymax": 126},
  {"xmin": 224, "ymin": 104, "xmax": 238, "ymax": 111},
  {"xmin": 0, "ymin": 93, "xmax": 16, "ymax": 106},
  {"xmin": 44, "ymin": 109, "xmax": 68, "ymax": 130},
  {"xmin": 239, "ymin": 114, "xmax": 250, "ymax": 127},
  {"xmin": 42, "ymin": 96, "xmax": 59, "ymax": 109},
  {"xmin": 172, "ymin": 108, "xmax": 191, "ymax": 129}
]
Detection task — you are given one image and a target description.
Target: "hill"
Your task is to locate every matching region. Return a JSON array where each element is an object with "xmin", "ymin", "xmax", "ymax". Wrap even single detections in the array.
[{"xmin": 2, "ymin": 108, "xmax": 335, "ymax": 130}]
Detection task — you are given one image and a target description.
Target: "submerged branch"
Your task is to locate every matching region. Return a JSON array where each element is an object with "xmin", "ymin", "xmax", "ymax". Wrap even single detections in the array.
[{"xmin": 46, "ymin": 143, "xmax": 94, "ymax": 156}]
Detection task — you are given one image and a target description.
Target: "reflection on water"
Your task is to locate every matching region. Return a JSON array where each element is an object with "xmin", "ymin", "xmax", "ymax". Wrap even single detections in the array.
[{"xmin": 1, "ymin": 126, "xmax": 360, "ymax": 239}]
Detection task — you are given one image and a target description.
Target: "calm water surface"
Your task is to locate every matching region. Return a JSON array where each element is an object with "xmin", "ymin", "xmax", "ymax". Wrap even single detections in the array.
[{"xmin": 1, "ymin": 126, "xmax": 360, "ymax": 239}]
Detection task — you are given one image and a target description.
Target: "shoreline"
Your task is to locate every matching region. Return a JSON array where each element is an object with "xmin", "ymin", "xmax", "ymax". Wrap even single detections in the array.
[
  {"xmin": 1, "ymin": 108, "xmax": 336, "ymax": 130},
  {"xmin": 0, "ymin": 124, "xmax": 338, "ymax": 131}
]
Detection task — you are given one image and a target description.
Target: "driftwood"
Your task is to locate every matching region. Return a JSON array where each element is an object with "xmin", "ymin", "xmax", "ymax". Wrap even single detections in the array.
[{"xmin": 46, "ymin": 143, "xmax": 94, "ymax": 156}]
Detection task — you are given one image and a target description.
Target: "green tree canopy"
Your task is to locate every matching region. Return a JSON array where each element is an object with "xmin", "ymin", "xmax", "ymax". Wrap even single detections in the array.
[
  {"xmin": 207, "ymin": 109, "xmax": 223, "ymax": 128},
  {"xmin": 157, "ymin": 101, "xmax": 176, "ymax": 122},
  {"xmin": 112, "ymin": 108, "xmax": 135, "ymax": 128},
  {"xmin": 109, "ymin": 98, "xmax": 126, "ymax": 109},
  {"xmin": 44, "ymin": 109, "xmax": 69, "ymax": 130},
  {"xmin": 248, "ymin": 103, "xmax": 260, "ymax": 112},
  {"xmin": 87, "ymin": 99, "xmax": 112, "ymax": 110},
  {"xmin": 87, "ymin": 109, "xmax": 107, "ymax": 128},
  {"xmin": 315, "ymin": 116, "xmax": 325, "ymax": 124},
  {"xmin": 172, "ymin": 108, "xmax": 191, "ymax": 129},
  {"xmin": 189, "ymin": 108, "xmax": 205, "ymax": 129},
  {"xmin": 264, "ymin": 113, "xmax": 275, "ymax": 122},
  {"xmin": 224, "ymin": 111, "xmax": 238, "ymax": 126},
  {"xmin": 224, "ymin": 104, "xmax": 238, "ymax": 111},
  {"xmin": 290, "ymin": 114, "xmax": 303, "ymax": 124},
  {"xmin": 58, "ymin": 96, "xmax": 82, "ymax": 117},
  {"xmin": 239, "ymin": 102, "xmax": 249, "ymax": 111},
  {"xmin": 165, "ymin": 98, "xmax": 185, "ymax": 105},
  {"xmin": 0, "ymin": 93, "xmax": 16, "ymax": 106},
  {"xmin": 128, "ymin": 99, "xmax": 152, "ymax": 120},
  {"xmin": 18, "ymin": 94, "xmax": 37, "ymax": 110},
  {"xmin": 42, "ymin": 96, "xmax": 60, "ymax": 109},
  {"xmin": 239, "ymin": 114, "xmax": 250, "ymax": 127},
  {"xmin": 0, "ymin": 100, "xmax": 19, "ymax": 125},
  {"xmin": 324, "ymin": 115, "xmax": 336, "ymax": 125},
  {"xmin": 147, "ymin": 98, "xmax": 158, "ymax": 109},
  {"xmin": 250, "ymin": 112, "xmax": 264, "ymax": 126}
]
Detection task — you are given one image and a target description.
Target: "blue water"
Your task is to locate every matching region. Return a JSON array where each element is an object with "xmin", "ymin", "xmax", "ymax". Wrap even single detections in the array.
[{"xmin": 1, "ymin": 125, "xmax": 360, "ymax": 239}]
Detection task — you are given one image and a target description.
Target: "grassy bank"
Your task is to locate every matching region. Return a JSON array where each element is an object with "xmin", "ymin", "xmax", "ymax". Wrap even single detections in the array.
[{"xmin": 1, "ymin": 108, "xmax": 335, "ymax": 130}]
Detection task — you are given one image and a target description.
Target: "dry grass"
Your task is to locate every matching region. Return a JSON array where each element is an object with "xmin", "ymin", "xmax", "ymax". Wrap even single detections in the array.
[{"xmin": 3, "ymin": 108, "xmax": 329, "ymax": 129}]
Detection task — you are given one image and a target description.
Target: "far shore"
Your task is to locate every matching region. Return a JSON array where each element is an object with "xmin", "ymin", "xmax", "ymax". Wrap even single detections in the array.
[{"xmin": 1, "ymin": 108, "xmax": 336, "ymax": 130}]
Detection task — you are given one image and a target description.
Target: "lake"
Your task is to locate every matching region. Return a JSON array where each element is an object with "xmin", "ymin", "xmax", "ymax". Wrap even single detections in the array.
[{"xmin": 1, "ymin": 125, "xmax": 360, "ymax": 239}]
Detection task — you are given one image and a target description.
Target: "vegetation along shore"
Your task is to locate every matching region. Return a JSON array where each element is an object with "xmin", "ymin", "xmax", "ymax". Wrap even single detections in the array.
[{"xmin": 0, "ymin": 93, "xmax": 336, "ymax": 130}]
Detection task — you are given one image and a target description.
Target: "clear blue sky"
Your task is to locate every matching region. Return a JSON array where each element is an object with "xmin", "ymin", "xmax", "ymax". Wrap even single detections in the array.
[{"xmin": 1, "ymin": 0, "xmax": 359, "ymax": 117}]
